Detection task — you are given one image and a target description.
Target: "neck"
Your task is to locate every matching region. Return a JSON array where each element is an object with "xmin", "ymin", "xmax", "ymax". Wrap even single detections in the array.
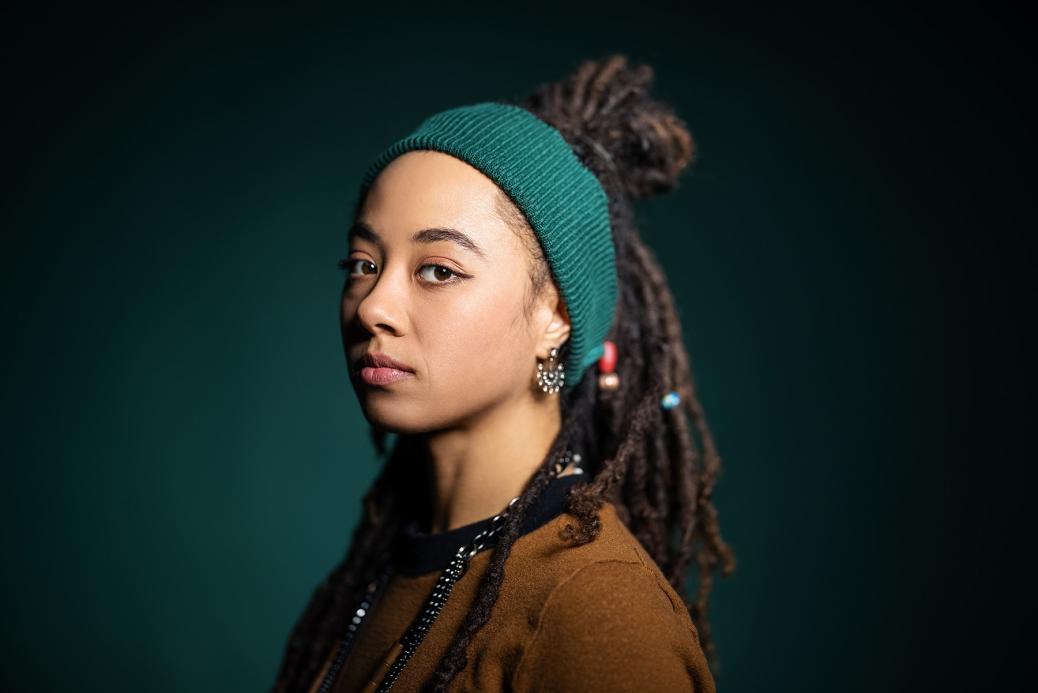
[{"xmin": 416, "ymin": 392, "xmax": 568, "ymax": 534}]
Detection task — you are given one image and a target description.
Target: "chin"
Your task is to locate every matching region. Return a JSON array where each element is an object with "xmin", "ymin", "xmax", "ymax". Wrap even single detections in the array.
[{"xmin": 354, "ymin": 389, "xmax": 428, "ymax": 434}]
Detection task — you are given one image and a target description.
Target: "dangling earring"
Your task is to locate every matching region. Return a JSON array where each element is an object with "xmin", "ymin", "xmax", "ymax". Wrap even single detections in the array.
[{"xmin": 536, "ymin": 345, "xmax": 566, "ymax": 394}]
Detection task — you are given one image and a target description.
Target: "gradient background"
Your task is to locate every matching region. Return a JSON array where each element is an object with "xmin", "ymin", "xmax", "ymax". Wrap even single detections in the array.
[{"xmin": 4, "ymin": 3, "xmax": 1031, "ymax": 692}]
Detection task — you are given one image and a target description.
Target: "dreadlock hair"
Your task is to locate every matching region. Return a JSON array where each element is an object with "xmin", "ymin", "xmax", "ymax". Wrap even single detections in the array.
[{"xmin": 272, "ymin": 53, "xmax": 737, "ymax": 693}]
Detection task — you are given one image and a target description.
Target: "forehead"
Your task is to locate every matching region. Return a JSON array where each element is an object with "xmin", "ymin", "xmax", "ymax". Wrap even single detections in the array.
[{"xmin": 357, "ymin": 151, "xmax": 509, "ymax": 248}]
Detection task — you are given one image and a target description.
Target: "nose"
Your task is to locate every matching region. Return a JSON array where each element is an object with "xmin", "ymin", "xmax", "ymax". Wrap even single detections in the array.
[{"xmin": 343, "ymin": 264, "xmax": 406, "ymax": 339}]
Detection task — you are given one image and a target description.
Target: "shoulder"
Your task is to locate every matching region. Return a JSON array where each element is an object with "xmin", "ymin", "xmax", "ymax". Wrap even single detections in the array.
[
  {"xmin": 515, "ymin": 501, "xmax": 695, "ymax": 623},
  {"xmin": 525, "ymin": 501, "xmax": 701, "ymax": 626},
  {"xmin": 534, "ymin": 558, "xmax": 689, "ymax": 640},
  {"xmin": 509, "ymin": 506, "xmax": 715, "ymax": 692}
]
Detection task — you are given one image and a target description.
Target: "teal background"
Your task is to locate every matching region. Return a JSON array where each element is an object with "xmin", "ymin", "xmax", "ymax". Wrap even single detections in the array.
[{"xmin": 4, "ymin": 3, "xmax": 1030, "ymax": 691}]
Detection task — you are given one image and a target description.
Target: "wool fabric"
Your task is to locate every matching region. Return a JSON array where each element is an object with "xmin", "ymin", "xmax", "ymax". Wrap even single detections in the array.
[
  {"xmin": 355, "ymin": 101, "xmax": 618, "ymax": 389},
  {"xmin": 304, "ymin": 472, "xmax": 716, "ymax": 693}
]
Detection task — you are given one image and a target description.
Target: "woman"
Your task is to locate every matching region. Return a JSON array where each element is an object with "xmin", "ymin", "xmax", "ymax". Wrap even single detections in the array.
[{"xmin": 273, "ymin": 54, "xmax": 736, "ymax": 693}]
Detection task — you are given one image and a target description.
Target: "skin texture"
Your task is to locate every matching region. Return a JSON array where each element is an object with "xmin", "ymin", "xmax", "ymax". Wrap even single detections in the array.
[{"xmin": 340, "ymin": 150, "xmax": 578, "ymax": 534}]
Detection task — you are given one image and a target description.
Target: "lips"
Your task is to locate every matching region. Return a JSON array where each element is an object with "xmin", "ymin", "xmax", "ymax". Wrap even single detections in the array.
[
  {"xmin": 354, "ymin": 351, "xmax": 415, "ymax": 386},
  {"xmin": 357, "ymin": 352, "xmax": 414, "ymax": 372}
]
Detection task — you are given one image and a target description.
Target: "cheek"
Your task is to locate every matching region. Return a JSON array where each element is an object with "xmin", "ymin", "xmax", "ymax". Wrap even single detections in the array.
[
  {"xmin": 339, "ymin": 294, "xmax": 358, "ymax": 337},
  {"xmin": 420, "ymin": 285, "xmax": 532, "ymax": 389}
]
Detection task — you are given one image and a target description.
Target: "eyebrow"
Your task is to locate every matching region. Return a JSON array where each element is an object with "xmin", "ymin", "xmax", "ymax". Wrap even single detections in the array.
[{"xmin": 348, "ymin": 220, "xmax": 486, "ymax": 259}]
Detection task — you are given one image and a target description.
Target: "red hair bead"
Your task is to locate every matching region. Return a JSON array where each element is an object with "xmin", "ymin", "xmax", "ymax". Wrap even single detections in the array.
[
  {"xmin": 598, "ymin": 340, "xmax": 617, "ymax": 373},
  {"xmin": 597, "ymin": 340, "xmax": 620, "ymax": 391}
]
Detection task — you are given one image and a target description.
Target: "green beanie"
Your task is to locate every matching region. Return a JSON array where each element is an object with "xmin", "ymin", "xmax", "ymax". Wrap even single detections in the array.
[{"xmin": 355, "ymin": 101, "xmax": 618, "ymax": 391}]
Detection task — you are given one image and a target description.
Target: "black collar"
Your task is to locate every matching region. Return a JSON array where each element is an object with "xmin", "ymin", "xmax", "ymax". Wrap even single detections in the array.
[{"xmin": 391, "ymin": 473, "xmax": 586, "ymax": 576}]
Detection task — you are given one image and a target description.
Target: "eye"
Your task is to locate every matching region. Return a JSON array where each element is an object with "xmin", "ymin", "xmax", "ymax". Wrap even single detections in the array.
[
  {"xmin": 337, "ymin": 257, "xmax": 377, "ymax": 278},
  {"xmin": 417, "ymin": 263, "xmax": 462, "ymax": 285},
  {"xmin": 337, "ymin": 258, "xmax": 467, "ymax": 286}
]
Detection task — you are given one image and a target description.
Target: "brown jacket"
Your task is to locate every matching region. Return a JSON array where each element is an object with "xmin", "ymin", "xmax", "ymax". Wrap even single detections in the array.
[{"xmin": 309, "ymin": 474, "xmax": 716, "ymax": 692}]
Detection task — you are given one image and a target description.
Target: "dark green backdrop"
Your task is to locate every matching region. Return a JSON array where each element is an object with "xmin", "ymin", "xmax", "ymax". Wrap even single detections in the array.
[{"xmin": 5, "ymin": 3, "xmax": 1030, "ymax": 691}]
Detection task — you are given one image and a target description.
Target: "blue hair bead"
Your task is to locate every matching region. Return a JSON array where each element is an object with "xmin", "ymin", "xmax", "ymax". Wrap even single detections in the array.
[{"xmin": 661, "ymin": 390, "xmax": 681, "ymax": 410}]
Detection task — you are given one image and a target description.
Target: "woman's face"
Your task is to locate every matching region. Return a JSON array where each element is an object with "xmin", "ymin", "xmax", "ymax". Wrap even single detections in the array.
[{"xmin": 340, "ymin": 150, "xmax": 570, "ymax": 433}]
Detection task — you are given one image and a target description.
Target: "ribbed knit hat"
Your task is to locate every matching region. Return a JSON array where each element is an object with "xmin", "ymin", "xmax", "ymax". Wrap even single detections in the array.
[{"xmin": 355, "ymin": 101, "xmax": 618, "ymax": 391}]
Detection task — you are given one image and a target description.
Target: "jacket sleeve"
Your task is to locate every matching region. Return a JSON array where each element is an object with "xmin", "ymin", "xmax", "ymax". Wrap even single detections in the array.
[{"xmin": 511, "ymin": 559, "xmax": 716, "ymax": 693}]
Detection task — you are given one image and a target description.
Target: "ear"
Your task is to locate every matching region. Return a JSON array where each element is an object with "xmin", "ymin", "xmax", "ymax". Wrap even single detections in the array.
[{"xmin": 534, "ymin": 286, "xmax": 572, "ymax": 360}]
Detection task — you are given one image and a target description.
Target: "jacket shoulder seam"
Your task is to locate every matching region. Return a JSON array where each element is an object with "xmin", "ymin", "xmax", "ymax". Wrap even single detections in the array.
[{"xmin": 510, "ymin": 557, "xmax": 658, "ymax": 688}]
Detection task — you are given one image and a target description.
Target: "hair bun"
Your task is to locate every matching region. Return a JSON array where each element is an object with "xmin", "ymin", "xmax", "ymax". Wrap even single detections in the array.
[{"xmin": 517, "ymin": 53, "xmax": 695, "ymax": 202}]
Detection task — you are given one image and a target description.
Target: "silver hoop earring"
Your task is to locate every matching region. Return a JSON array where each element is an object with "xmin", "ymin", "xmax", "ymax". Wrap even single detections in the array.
[{"xmin": 536, "ymin": 346, "xmax": 566, "ymax": 394}]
